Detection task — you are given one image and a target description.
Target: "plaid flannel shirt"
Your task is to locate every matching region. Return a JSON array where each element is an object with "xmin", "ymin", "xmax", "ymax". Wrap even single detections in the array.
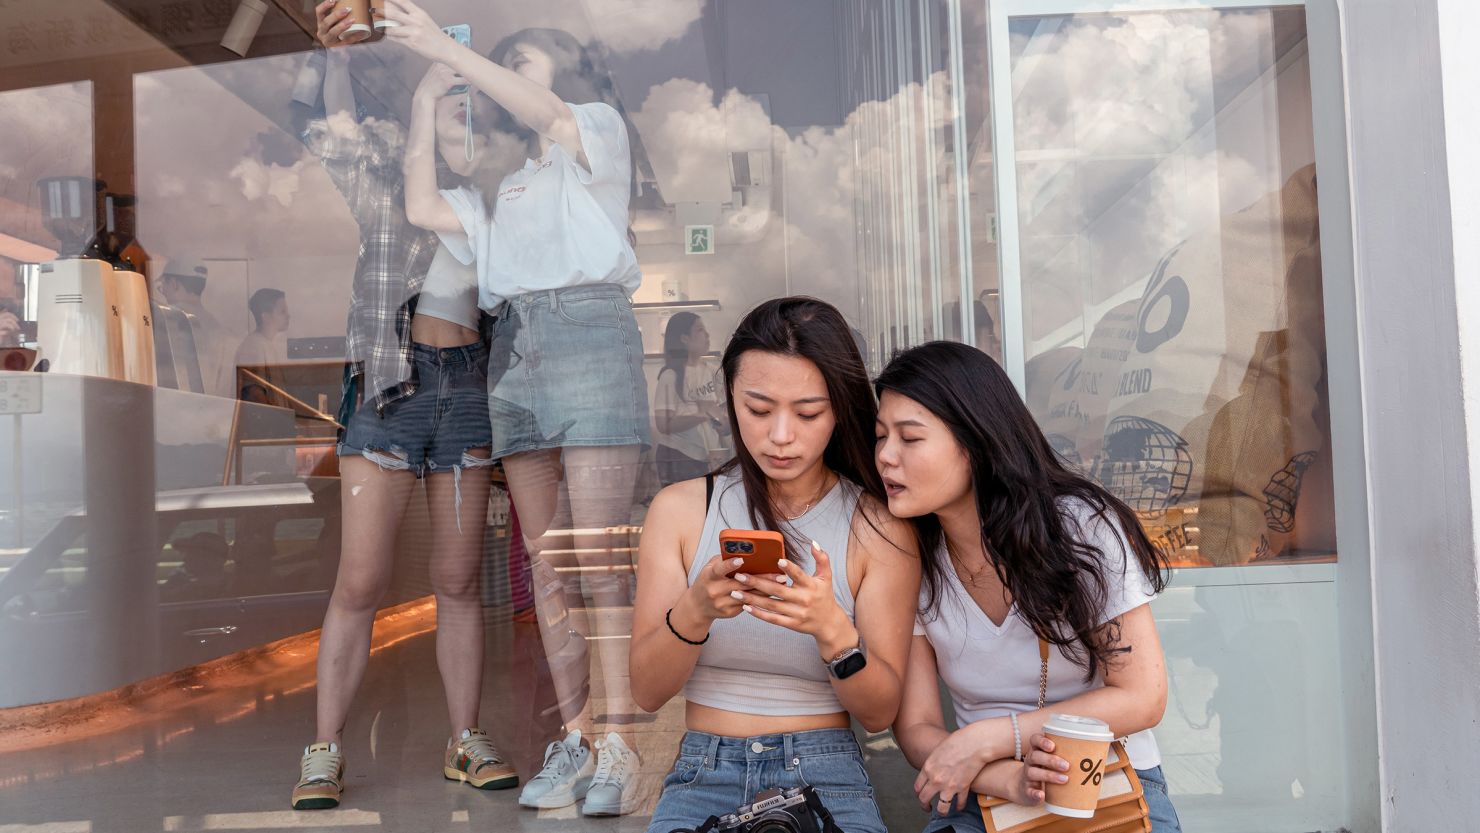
[{"xmin": 303, "ymin": 111, "xmax": 438, "ymax": 416}]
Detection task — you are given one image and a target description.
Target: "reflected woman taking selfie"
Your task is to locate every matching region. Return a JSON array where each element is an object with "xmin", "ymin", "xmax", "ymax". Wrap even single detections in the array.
[{"xmin": 386, "ymin": 0, "xmax": 651, "ymax": 817}]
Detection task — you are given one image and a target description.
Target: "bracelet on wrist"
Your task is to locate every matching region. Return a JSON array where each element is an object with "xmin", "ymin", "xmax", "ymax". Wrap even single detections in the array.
[
  {"xmin": 1010, "ymin": 713, "xmax": 1023, "ymax": 762},
  {"xmin": 665, "ymin": 607, "xmax": 709, "ymax": 646}
]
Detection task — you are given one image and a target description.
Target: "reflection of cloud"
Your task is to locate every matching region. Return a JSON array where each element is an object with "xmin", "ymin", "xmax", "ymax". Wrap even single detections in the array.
[
  {"xmin": 584, "ymin": 0, "xmax": 704, "ymax": 54},
  {"xmin": 1012, "ymin": 10, "xmax": 1303, "ymax": 343},
  {"xmin": 229, "ymin": 157, "xmax": 306, "ymax": 208},
  {"xmin": 133, "ymin": 58, "xmax": 360, "ymax": 259},
  {"xmin": 0, "ymin": 82, "xmax": 94, "ymax": 246},
  {"xmin": 633, "ymin": 72, "xmax": 955, "ymax": 331}
]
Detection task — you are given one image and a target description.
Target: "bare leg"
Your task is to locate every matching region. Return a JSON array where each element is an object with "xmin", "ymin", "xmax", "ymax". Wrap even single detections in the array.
[
  {"xmin": 314, "ymin": 455, "xmax": 418, "ymax": 744},
  {"xmin": 562, "ymin": 445, "xmax": 643, "ymax": 732},
  {"xmin": 424, "ymin": 451, "xmax": 495, "ymax": 733},
  {"xmin": 502, "ymin": 449, "xmax": 590, "ymax": 733}
]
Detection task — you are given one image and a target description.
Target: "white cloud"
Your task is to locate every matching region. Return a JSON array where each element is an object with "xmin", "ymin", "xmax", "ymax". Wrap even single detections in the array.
[
  {"xmin": 228, "ymin": 157, "xmax": 305, "ymax": 208},
  {"xmin": 584, "ymin": 0, "xmax": 704, "ymax": 54}
]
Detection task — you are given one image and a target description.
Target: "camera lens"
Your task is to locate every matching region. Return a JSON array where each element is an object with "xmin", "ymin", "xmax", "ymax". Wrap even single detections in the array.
[
  {"xmin": 740, "ymin": 542, "xmax": 754, "ymax": 553},
  {"xmin": 724, "ymin": 542, "xmax": 736, "ymax": 553},
  {"xmin": 750, "ymin": 820, "xmax": 799, "ymax": 833}
]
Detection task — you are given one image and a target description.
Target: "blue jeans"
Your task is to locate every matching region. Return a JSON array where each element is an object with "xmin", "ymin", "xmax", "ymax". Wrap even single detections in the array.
[
  {"xmin": 338, "ymin": 341, "xmax": 493, "ymax": 477},
  {"xmin": 486, "ymin": 284, "xmax": 651, "ymax": 459},
  {"xmin": 646, "ymin": 729, "xmax": 886, "ymax": 833},
  {"xmin": 921, "ymin": 766, "xmax": 1182, "ymax": 833}
]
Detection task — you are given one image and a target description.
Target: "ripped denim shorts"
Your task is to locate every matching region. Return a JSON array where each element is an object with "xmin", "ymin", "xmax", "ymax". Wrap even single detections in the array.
[{"xmin": 338, "ymin": 341, "xmax": 493, "ymax": 478}]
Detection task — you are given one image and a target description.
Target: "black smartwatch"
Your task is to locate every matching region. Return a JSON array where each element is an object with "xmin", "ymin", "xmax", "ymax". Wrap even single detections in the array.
[{"xmin": 825, "ymin": 636, "xmax": 867, "ymax": 680}]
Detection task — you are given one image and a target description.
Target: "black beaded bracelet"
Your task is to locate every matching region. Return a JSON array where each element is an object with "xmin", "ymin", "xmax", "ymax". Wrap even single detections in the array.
[{"xmin": 666, "ymin": 608, "xmax": 709, "ymax": 646}]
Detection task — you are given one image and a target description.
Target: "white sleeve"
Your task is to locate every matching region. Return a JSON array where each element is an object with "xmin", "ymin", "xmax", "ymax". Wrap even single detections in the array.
[
  {"xmin": 913, "ymin": 616, "xmax": 927, "ymax": 637},
  {"xmin": 654, "ymin": 368, "xmax": 680, "ymax": 416},
  {"xmin": 1080, "ymin": 504, "xmax": 1158, "ymax": 624},
  {"xmin": 564, "ymin": 102, "xmax": 630, "ymax": 186},
  {"xmin": 435, "ymin": 187, "xmax": 485, "ymax": 265}
]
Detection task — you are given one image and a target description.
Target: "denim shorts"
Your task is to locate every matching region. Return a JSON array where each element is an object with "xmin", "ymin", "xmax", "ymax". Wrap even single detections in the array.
[
  {"xmin": 646, "ymin": 729, "xmax": 886, "ymax": 833},
  {"xmin": 920, "ymin": 766, "xmax": 1182, "ymax": 833},
  {"xmin": 338, "ymin": 341, "xmax": 494, "ymax": 478},
  {"xmin": 486, "ymin": 284, "xmax": 651, "ymax": 459}
]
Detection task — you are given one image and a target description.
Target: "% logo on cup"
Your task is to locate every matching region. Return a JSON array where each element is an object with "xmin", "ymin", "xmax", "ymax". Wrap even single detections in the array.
[{"xmin": 1078, "ymin": 757, "xmax": 1104, "ymax": 787}]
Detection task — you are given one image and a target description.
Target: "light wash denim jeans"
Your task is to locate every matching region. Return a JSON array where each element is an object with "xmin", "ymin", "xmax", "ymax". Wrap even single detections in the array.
[{"xmin": 646, "ymin": 729, "xmax": 886, "ymax": 833}]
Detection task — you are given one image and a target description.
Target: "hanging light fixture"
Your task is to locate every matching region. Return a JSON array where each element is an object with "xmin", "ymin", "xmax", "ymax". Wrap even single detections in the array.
[{"xmin": 221, "ymin": 0, "xmax": 271, "ymax": 57}]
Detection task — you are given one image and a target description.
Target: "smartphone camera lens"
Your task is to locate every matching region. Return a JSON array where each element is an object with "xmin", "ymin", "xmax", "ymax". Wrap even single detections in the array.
[
  {"xmin": 724, "ymin": 542, "xmax": 736, "ymax": 553},
  {"xmin": 740, "ymin": 542, "xmax": 754, "ymax": 553}
]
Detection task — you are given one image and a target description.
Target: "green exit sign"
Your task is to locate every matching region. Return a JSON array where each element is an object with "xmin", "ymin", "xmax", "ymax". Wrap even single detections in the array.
[{"xmin": 685, "ymin": 225, "xmax": 715, "ymax": 255}]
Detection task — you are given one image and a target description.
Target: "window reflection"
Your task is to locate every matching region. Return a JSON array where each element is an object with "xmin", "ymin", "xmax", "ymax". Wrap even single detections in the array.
[
  {"xmin": 0, "ymin": 2, "xmax": 1352, "ymax": 833},
  {"xmin": 1011, "ymin": 8, "xmax": 1335, "ymax": 568}
]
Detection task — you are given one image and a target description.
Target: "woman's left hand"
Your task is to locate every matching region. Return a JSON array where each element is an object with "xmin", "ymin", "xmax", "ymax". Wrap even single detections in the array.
[
  {"xmin": 914, "ymin": 725, "xmax": 992, "ymax": 813},
  {"xmin": 381, "ymin": 0, "xmax": 453, "ymax": 61},
  {"xmin": 738, "ymin": 541, "xmax": 852, "ymax": 653}
]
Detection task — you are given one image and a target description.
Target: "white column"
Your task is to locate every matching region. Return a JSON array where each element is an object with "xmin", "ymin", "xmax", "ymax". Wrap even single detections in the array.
[{"xmin": 1344, "ymin": 1, "xmax": 1480, "ymax": 829}]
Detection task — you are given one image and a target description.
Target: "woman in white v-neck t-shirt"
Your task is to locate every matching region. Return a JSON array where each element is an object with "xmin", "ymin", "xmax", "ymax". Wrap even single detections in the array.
[
  {"xmin": 387, "ymin": 5, "xmax": 650, "ymax": 818},
  {"xmin": 874, "ymin": 342, "xmax": 1183, "ymax": 833}
]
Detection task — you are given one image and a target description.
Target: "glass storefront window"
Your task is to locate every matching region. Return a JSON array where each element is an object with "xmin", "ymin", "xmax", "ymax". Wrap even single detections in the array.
[
  {"xmin": 0, "ymin": 2, "xmax": 1363, "ymax": 833},
  {"xmin": 1000, "ymin": 5, "xmax": 1336, "ymax": 568}
]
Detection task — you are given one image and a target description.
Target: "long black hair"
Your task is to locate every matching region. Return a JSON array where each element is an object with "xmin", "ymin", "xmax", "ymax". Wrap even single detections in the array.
[
  {"xmin": 875, "ymin": 341, "xmax": 1168, "ymax": 679},
  {"xmin": 720, "ymin": 297, "xmax": 888, "ymax": 563},
  {"xmin": 660, "ymin": 312, "xmax": 701, "ymax": 403}
]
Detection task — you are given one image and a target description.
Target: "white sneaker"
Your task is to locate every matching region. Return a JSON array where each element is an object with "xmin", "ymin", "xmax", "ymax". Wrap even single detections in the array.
[
  {"xmin": 582, "ymin": 732, "xmax": 641, "ymax": 817},
  {"xmin": 518, "ymin": 730, "xmax": 595, "ymax": 809}
]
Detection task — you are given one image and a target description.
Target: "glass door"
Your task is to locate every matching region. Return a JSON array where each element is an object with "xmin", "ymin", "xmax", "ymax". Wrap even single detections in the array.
[{"xmin": 985, "ymin": 1, "xmax": 1376, "ymax": 830}]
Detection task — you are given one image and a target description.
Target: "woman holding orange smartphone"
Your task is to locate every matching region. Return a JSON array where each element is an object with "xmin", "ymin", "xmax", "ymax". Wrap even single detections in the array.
[{"xmin": 630, "ymin": 297, "xmax": 920, "ymax": 833}]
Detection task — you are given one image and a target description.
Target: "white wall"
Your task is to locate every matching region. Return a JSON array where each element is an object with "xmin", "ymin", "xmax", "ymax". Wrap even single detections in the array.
[{"xmin": 1343, "ymin": 1, "xmax": 1480, "ymax": 830}]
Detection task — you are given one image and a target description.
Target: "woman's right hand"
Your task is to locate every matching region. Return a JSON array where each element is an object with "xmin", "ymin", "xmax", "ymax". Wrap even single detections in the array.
[
  {"xmin": 413, "ymin": 63, "xmax": 465, "ymax": 106},
  {"xmin": 677, "ymin": 555, "xmax": 751, "ymax": 624},
  {"xmin": 314, "ymin": 1, "xmax": 357, "ymax": 48}
]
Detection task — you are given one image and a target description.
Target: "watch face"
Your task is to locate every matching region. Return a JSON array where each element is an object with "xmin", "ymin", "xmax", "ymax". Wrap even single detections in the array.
[{"xmin": 833, "ymin": 650, "xmax": 867, "ymax": 680}]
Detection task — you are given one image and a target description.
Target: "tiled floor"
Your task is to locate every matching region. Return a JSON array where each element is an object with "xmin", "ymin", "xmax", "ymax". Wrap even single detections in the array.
[{"xmin": 0, "ymin": 601, "xmax": 925, "ymax": 833}]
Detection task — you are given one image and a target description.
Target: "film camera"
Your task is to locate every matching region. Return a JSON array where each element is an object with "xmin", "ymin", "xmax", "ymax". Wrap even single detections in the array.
[{"xmin": 672, "ymin": 786, "xmax": 843, "ymax": 833}]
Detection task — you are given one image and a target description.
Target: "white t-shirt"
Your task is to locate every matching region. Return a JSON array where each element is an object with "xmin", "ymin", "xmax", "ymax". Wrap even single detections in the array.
[
  {"xmin": 654, "ymin": 359, "xmax": 724, "ymax": 462},
  {"xmin": 914, "ymin": 498, "xmax": 1162, "ymax": 769},
  {"xmin": 415, "ymin": 243, "xmax": 479, "ymax": 331},
  {"xmin": 437, "ymin": 101, "xmax": 640, "ymax": 311}
]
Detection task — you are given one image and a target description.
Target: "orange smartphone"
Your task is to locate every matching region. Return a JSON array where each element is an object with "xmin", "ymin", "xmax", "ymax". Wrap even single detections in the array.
[{"xmin": 718, "ymin": 529, "xmax": 786, "ymax": 577}]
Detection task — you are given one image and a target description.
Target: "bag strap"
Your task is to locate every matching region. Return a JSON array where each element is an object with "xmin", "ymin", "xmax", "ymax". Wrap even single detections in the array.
[
  {"xmin": 1039, "ymin": 637, "xmax": 1136, "ymax": 749},
  {"xmin": 1038, "ymin": 638, "xmax": 1050, "ymax": 710}
]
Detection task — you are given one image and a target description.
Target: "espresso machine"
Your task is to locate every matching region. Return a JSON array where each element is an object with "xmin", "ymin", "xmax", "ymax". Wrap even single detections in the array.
[
  {"xmin": 33, "ymin": 176, "xmax": 126, "ymax": 380},
  {"xmin": 30, "ymin": 178, "xmax": 160, "ymax": 385}
]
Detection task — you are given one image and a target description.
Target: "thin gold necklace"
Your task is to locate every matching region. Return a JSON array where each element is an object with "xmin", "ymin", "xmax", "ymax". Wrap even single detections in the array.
[{"xmin": 946, "ymin": 539, "xmax": 994, "ymax": 586}]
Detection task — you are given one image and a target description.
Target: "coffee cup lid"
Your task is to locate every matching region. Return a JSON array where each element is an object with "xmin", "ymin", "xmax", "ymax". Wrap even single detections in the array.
[{"xmin": 1043, "ymin": 713, "xmax": 1113, "ymax": 742}]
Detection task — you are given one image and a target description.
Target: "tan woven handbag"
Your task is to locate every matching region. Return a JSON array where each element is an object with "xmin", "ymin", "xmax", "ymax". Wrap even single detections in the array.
[{"xmin": 977, "ymin": 640, "xmax": 1151, "ymax": 833}]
